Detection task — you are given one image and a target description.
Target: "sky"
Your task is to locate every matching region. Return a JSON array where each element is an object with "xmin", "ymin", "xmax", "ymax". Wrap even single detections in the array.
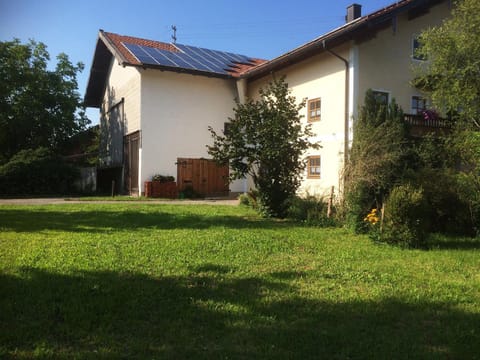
[{"xmin": 0, "ymin": 0, "xmax": 396, "ymax": 124}]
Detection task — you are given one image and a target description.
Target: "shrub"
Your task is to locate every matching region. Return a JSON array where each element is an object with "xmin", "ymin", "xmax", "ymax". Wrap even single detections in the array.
[
  {"xmin": 238, "ymin": 190, "xmax": 259, "ymax": 209},
  {"xmin": 381, "ymin": 184, "xmax": 430, "ymax": 248},
  {"xmin": 180, "ymin": 185, "xmax": 203, "ymax": 199},
  {"xmin": 0, "ymin": 147, "xmax": 79, "ymax": 195},
  {"xmin": 152, "ymin": 174, "xmax": 175, "ymax": 183},
  {"xmin": 287, "ymin": 195, "xmax": 337, "ymax": 226},
  {"xmin": 411, "ymin": 168, "xmax": 475, "ymax": 236},
  {"xmin": 344, "ymin": 181, "xmax": 375, "ymax": 233}
]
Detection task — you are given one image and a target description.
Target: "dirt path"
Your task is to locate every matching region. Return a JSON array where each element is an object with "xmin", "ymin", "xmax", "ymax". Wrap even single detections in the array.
[{"xmin": 0, "ymin": 198, "xmax": 240, "ymax": 206}]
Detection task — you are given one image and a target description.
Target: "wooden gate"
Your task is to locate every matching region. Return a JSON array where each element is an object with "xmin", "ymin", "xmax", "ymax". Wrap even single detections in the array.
[
  {"xmin": 124, "ymin": 131, "xmax": 140, "ymax": 195},
  {"xmin": 177, "ymin": 158, "xmax": 229, "ymax": 197}
]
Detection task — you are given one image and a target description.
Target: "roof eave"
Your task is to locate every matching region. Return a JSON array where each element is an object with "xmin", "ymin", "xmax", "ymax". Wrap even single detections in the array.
[
  {"xmin": 84, "ymin": 32, "xmax": 137, "ymax": 108},
  {"xmin": 129, "ymin": 63, "xmax": 235, "ymax": 79},
  {"xmin": 241, "ymin": 0, "xmax": 445, "ymax": 80}
]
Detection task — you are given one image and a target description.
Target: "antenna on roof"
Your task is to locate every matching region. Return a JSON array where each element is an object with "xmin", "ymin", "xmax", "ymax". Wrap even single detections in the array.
[{"xmin": 171, "ymin": 25, "xmax": 177, "ymax": 44}]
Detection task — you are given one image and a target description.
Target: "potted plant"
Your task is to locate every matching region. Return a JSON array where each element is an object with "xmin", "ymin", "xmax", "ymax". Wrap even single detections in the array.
[{"xmin": 145, "ymin": 174, "xmax": 177, "ymax": 198}]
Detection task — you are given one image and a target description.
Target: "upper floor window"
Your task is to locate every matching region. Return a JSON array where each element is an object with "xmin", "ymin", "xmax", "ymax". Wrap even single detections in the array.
[
  {"xmin": 307, "ymin": 155, "xmax": 321, "ymax": 179},
  {"xmin": 412, "ymin": 35, "xmax": 427, "ymax": 61},
  {"xmin": 411, "ymin": 96, "xmax": 427, "ymax": 114},
  {"xmin": 372, "ymin": 90, "xmax": 389, "ymax": 106},
  {"xmin": 308, "ymin": 98, "xmax": 321, "ymax": 122}
]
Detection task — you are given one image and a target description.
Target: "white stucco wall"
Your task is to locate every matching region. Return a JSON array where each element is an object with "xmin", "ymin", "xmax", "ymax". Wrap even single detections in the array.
[
  {"xmin": 247, "ymin": 47, "xmax": 349, "ymax": 198},
  {"xmin": 357, "ymin": 1, "xmax": 451, "ymax": 113},
  {"xmin": 103, "ymin": 59, "xmax": 142, "ymax": 134},
  {"xmin": 99, "ymin": 59, "xmax": 141, "ymax": 167},
  {"xmin": 139, "ymin": 70, "xmax": 245, "ymax": 193}
]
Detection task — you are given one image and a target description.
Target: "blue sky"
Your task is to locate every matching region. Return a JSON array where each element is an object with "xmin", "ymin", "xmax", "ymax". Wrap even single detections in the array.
[{"xmin": 0, "ymin": 0, "xmax": 395, "ymax": 124}]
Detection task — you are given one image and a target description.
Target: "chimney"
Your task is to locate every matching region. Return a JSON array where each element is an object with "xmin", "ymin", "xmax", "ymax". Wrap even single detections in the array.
[{"xmin": 346, "ymin": 4, "xmax": 362, "ymax": 23}]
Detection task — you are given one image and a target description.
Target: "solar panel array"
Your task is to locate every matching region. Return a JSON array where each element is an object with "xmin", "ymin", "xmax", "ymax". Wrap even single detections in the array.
[{"xmin": 123, "ymin": 42, "xmax": 255, "ymax": 76}]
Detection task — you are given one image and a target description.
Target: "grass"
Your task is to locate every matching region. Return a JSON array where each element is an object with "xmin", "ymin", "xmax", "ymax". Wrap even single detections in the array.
[{"xmin": 0, "ymin": 203, "xmax": 479, "ymax": 359}]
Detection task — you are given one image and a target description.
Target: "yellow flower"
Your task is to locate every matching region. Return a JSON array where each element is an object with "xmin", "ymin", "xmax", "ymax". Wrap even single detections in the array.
[{"xmin": 364, "ymin": 208, "xmax": 379, "ymax": 225}]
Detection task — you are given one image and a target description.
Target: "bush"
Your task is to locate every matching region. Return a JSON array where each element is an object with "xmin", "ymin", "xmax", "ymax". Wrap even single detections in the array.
[
  {"xmin": 0, "ymin": 147, "xmax": 79, "ymax": 195},
  {"xmin": 410, "ymin": 168, "xmax": 475, "ymax": 236},
  {"xmin": 381, "ymin": 184, "xmax": 430, "ymax": 248},
  {"xmin": 287, "ymin": 195, "xmax": 337, "ymax": 226},
  {"xmin": 344, "ymin": 181, "xmax": 375, "ymax": 233},
  {"xmin": 180, "ymin": 185, "xmax": 203, "ymax": 199},
  {"xmin": 238, "ymin": 190, "xmax": 259, "ymax": 209},
  {"xmin": 152, "ymin": 174, "xmax": 175, "ymax": 183}
]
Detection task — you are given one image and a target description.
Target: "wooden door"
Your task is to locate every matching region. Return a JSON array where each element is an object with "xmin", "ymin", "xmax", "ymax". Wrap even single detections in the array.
[
  {"xmin": 177, "ymin": 158, "xmax": 229, "ymax": 197},
  {"xmin": 124, "ymin": 131, "xmax": 140, "ymax": 195}
]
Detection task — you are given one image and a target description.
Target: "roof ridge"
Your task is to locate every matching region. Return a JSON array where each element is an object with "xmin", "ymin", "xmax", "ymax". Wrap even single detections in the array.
[{"xmin": 241, "ymin": 0, "xmax": 442, "ymax": 78}]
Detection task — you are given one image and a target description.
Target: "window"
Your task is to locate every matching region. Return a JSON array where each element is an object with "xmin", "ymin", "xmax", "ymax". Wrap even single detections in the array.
[
  {"xmin": 411, "ymin": 96, "xmax": 427, "ymax": 114},
  {"xmin": 307, "ymin": 156, "xmax": 321, "ymax": 179},
  {"xmin": 372, "ymin": 90, "xmax": 389, "ymax": 106},
  {"xmin": 308, "ymin": 98, "xmax": 321, "ymax": 122},
  {"xmin": 224, "ymin": 122, "xmax": 231, "ymax": 136},
  {"xmin": 412, "ymin": 35, "xmax": 426, "ymax": 61}
]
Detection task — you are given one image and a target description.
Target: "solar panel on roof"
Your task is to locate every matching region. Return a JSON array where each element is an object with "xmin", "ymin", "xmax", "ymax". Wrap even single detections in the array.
[
  {"xmin": 175, "ymin": 44, "xmax": 228, "ymax": 73},
  {"xmin": 122, "ymin": 42, "xmax": 254, "ymax": 76}
]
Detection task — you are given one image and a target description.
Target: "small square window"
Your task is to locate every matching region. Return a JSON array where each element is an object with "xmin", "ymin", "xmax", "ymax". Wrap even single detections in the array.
[
  {"xmin": 412, "ymin": 36, "xmax": 427, "ymax": 61},
  {"xmin": 372, "ymin": 91, "xmax": 389, "ymax": 106},
  {"xmin": 307, "ymin": 156, "xmax": 321, "ymax": 179},
  {"xmin": 308, "ymin": 98, "xmax": 321, "ymax": 122},
  {"xmin": 411, "ymin": 96, "xmax": 427, "ymax": 114}
]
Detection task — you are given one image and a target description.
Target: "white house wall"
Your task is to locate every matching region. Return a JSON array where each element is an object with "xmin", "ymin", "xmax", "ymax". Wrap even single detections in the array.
[
  {"xmin": 99, "ymin": 59, "xmax": 141, "ymax": 167},
  {"xmin": 357, "ymin": 1, "xmax": 450, "ymax": 113},
  {"xmin": 247, "ymin": 47, "xmax": 350, "ymax": 198},
  {"xmin": 140, "ymin": 70, "xmax": 245, "ymax": 193},
  {"xmin": 103, "ymin": 59, "xmax": 142, "ymax": 134}
]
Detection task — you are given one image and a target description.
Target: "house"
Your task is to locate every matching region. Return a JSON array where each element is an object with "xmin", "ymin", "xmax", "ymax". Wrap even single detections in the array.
[
  {"xmin": 84, "ymin": 31, "xmax": 264, "ymax": 196},
  {"xmin": 240, "ymin": 0, "xmax": 451, "ymax": 197},
  {"xmin": 85, "ymin": 0, "xmax": 451, "ymax": 197}
]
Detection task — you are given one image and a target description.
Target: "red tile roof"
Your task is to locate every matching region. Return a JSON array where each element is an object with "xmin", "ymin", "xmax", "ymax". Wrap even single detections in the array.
[
  {"xmin": 101, "ymin": 31, "xmax": 180, "ymax": 66},
  {"xmin": 100, "ymin": 30, "xmax": 265, "ymax": 78}
]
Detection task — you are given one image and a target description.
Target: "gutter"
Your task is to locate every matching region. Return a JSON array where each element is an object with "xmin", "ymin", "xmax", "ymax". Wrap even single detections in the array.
[{"xmin": 322, "ymin": 40, "xmax": 350, "ymax": 171}]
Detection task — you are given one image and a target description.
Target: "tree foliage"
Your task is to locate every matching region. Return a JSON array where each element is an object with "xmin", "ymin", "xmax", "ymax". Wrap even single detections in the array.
[
  {"xmin": 416, "ymin": 0, "xmax": 480, "ymax": 128},
  {"xmin": 344, "ymin": 90, "xmax": 410, "ymax": 231},
  {"xmin": 0, "ymin": 39, "xmax": 89, "ymax": 164},
  {"xmin": 0, "ymin": 147, "xmax": 79, "ymax": 195},
  {"xmin": 208, "ymin": 77, "xmax": 319, "ymax": 217}
]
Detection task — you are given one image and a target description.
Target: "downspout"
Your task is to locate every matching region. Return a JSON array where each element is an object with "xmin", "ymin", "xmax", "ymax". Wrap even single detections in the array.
[
  {"xmin": 322, "ymin": 40, "xmax": 350, "ymax": 181},
  {"xmin": 235, "ymin": 78, "xmax": 249, "ymax": 193}
]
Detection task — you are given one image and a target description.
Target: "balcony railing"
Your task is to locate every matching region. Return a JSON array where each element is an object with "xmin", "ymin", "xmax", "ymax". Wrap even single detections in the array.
[{"xmin": 404, "ymin": 113, "xmax": 450, "ymax": 128}]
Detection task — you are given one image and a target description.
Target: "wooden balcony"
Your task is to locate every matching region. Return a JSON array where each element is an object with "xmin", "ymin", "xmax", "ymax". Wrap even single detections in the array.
[{"xmin": 404, "ymin": 113, "xmax": 450, "ymax": 137}]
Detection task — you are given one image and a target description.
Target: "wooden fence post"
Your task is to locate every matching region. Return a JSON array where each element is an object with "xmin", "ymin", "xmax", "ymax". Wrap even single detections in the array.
[{"xmin": 327, "ymin": 186, "xmax": 334, "ymax": 218}]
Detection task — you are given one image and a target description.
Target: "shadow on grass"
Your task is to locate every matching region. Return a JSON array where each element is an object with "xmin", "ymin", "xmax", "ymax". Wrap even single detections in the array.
[
  {"xmin": 427, "ymin": 235, "xmax": 480, "ymax": 250},
  {"xmin": 1, "ymin": 267, "xmax": 478, "ymax": 359},
  {"xmin": 0, "ymin": 207, "xmax": 281, "ymax": 233}
]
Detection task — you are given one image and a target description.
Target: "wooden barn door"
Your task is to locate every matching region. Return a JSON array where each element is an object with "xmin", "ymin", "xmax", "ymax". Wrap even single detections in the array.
[
  {"xmin": 177, "ymin": 158, "xmax": 229, "ymax": 197},
  {"xmin": 124, "ymin": 131, "xmax": 140, "ymax": 195}
]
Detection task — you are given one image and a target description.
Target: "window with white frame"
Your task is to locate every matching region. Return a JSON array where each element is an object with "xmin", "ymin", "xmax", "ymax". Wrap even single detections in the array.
[
  {"xmin": 307, "ymin": 155, "xmax": 321, "ymax": 179},
  {"xmin": 372, "ymin": 90, "xmax": 389, "ymax": 106}
]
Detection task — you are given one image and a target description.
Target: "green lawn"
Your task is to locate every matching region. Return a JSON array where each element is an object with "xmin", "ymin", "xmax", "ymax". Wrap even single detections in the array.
[{"xmin": 0, "ymin": 203, "xmax": 479, "ymax": 359}]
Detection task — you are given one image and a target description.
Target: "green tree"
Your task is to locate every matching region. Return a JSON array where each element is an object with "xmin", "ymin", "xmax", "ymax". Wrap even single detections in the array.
[
  {"xmin": 415, "ymin": 0, "xmax": 480, "ymax": 234},
  {"xmin": 344, "ymin": 90, "xmax": 409, "ymax": 231},
  {"xmin": 208, "ymin": 77, "xmax": 319, "ymax": 218},
  {"xmin": 0, "ymin": 39, "xmax": 89, "ymax": 164},
  {"xmin": 415, "ymin": 0, "xmax": 480, "ymax": 129}
]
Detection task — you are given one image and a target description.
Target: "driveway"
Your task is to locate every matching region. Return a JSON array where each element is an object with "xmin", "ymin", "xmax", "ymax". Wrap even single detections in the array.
[{"xmin": 0, "ymin": 198, "xmax": 240, "ymax": 206}]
